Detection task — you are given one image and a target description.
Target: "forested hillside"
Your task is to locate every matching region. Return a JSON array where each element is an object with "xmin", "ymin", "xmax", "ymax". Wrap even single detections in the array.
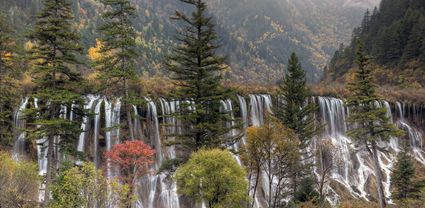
[
  {"xmin": 3, "ymin": 1, "xmax": 425, "ymax": 208},
  {"xmin": 326, "ymin": 0, "xmax": 425, "ymax": 86},
  {"xmin": 1, "ymin": 0, "xmax": 377, "ymax": 83}
]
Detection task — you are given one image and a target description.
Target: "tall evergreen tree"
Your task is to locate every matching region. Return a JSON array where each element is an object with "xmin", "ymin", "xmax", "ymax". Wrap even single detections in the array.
[
  {"xmin": 274, "ymin": 52, "xmax": 319, "ymax": 198},
  {"xmin": 401, "ymin": 16, "xmax": 425, "ymax": 63},
  {"xmin": 329, "ymin": 0, "xmax": 425, "ymax": 80},
  {"xmin": 346, "ymin": 40, "xmax": 403, "ymax": 208},
  {"xmin": 391, "ymin": 148, "xmax": 417, "ymax": 201},
  {"xmin": 96, "ymin": 0, "xmax": 138, "ymax": 140},
  {"xmin": 361, "ymin": 9, "xmax": 371, "ymax": 35},
  {"xmin": 27, "ymin": 0, "xmax": 84, "ymax": 206},
  {"xmin": 0, "ymin": 13, "xmax": 18, "ymax": 147},
  {"xmin": 165, "ymin": 0, "xmax": 239, "ymax": 161}
]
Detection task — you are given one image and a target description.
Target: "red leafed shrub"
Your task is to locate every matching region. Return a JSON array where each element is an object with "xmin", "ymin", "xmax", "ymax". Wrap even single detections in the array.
[{"xmin": 104, "ymin": 140, "xmax": 155, "ymax": 186}]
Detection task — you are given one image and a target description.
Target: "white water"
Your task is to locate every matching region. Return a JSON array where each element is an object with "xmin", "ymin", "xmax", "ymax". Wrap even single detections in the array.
[
  {"xmin": 12, "ymin": 95, "xmax": 425, "ymax": 207},
  {"xmin": 77, "ymin": 95, "xmax": 98, "ymax": 155},
  {"xmin": 316, "ymin": 97, "xmax": 425, "ymax": 205},
  {"xmin": 93, "ymin": 99, "xmax": 103, "ymax": 167},
  {"xmin": 12, "ymin": 98, "xmax": 29, "ymax": 160},
  {"xmin": 136, "ymin": 99, "xmax": 180, "ymax": 208},
  {"xmin": 32, "ymin": 98, "xmax": 49, "ymax": 176},
  {"xmin": 105, "ymin": 99, "xmax": 121, "ymax": 179}
]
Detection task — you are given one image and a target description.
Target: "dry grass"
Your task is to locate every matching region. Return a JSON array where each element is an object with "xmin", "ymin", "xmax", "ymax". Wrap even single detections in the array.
[
  {"xmin": 223, "ymin": 81, "xmax": 277, "ymax": 95},
  {"xmin": 313, "ymin": 82, "xmax": 425, "ymax": 104}
]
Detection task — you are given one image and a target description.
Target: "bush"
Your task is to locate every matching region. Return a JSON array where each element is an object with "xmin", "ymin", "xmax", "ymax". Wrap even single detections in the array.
[
  {"xmin": 49, "ymin": 162, "xmax": 131, "ymax": 208},
  {"xmin": 175, "ymin": 149, "xmax": 249, "ymax": 208},
  {"xmin": 0, "ymin": 151, "xmax": 39, "ymax": 207}
]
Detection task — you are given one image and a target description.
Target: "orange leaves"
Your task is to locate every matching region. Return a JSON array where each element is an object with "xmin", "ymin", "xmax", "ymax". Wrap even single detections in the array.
[{"xmin": 104, "ymin": 140, "xmax": 155, "ymax": 186}]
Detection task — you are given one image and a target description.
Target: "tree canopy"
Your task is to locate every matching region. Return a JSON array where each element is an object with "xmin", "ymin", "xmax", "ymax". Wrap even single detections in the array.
[{"xmin": 175, "ymin": 149, "xmax": 249, "ymax": 208}]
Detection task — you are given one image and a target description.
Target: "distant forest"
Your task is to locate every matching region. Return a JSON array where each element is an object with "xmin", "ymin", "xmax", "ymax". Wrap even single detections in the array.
[
  {"xmin": 1, "ymin": 0, "xmax": 370, "ymax": 83},
  {"xmin": 327, "ymin": 0, "xmax": 425, "ymax": 86}
]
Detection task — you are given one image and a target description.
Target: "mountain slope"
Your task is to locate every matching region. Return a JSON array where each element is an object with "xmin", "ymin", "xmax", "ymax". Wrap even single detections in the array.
[
  {"xmin": 1, "ymin": 0, "xmax": 378, "ymax": 83},
  {"xmin": 325, "ymin": 0, "xmax": 425, "ymax": 87}
]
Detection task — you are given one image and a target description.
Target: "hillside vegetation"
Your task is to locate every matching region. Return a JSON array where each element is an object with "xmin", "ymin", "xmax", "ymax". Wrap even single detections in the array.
[
  {"xmin": 325, "ymin": 0, "xmax": 425, "ymax": 87},
  {"xmin": 1, "ymin": 0, "xmax": 376, "ymax": 83}
]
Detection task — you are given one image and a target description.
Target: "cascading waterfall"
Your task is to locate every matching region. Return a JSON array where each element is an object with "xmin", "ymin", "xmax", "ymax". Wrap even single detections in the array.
[
  {"xmin": 147, "ymin": 99, "xmax": 163, "ymax": 166},
  {"xmin": 53, "ymin": 105, "xmax": 68, "ymax": 168},
  {"xmin": 77, "ymin": 95, "xmax": 98, "ymax": 156},
  {"xmin": 247, "ymin": 94, "xmax": 273, "ymax": 208},
  {"xmin": 316, "ymin": 97, "xmax": 425, "ymax": 204},
  {"xmin": 93, "ymin": 99, "xmax": 103, "ymax": 167},
  {"xmin": 105, "ymin": 99, "xmax": 121, "ymax": 179},
  {"xmin": 396, "ymin": 102, "xmax": 425, "ymax": 165},
  {"xmin": 237, "ymin": 95, "xmax": 263, "ymax": 208},
  {"xmin": 137, "ymin": 99, "xmax": 180, "ymax": 208},
  {"xmin": 249, "ymin": 94, "xmax": 272, "ymax": 126},
  {"xmin": 12, "ymin": 98, "xmax": 29, "ymax": 160},
  {"xmin": 12, "ymin": 95, "xmax": 425, "ymax": 207},
  {"xmin": 32, "ymin": 98, "xmax": 49, "ymax": 176}
]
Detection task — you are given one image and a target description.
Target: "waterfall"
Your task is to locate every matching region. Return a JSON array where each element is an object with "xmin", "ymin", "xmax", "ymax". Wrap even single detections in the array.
[
  {"xmin": 399, "ymin": 122, "xmax": 425, "ymax": 164},
  {"xmin": 147, "ymin": 99, "xmax": 163, "ymax": 166},
  {"xmin": 316, "ymin": 97, "xmax": 425, "ymax": 204},
  {"xmin": 93, "ymin": 99, "xmax": 103, "ymax": 167},
  {"xmin": 12, "ymin": 95, "xmax": 425, "ymax": 207},
  {"xmin": 77, "ymin": 95, "xmax": 98, "ymax": 155},
  {"xmin": 31, "ymin": 98, "xmax": 49, "ymax": 176},
  {"xmin": 395, "ymin": 102, "xmax": 425, "ymax": 165},
  {"xmin": 237, "ymin": 95, "xmax": 249, "ymax": 129},
  {"xmin": 105, "ymin": 99, "xmax": 121, "ymax": 179},
  {"xmin": 136, "ymin": 98, "xmax": 180, "ymax": 208},
  {"xmin": 249, "ymin": 94, "xmax": 272, "ymax": 126},
  {"xmin": 133, "ymin": 105, "xmax": 143, "ymax": 140},
  {"xmin": 247, "ymin": 95, "xmax": 274, "ymax": 207},
  {"xmin": 159, "ymin": 99, "xmax": 177, "ymax": 161},
  {"xmin": 12, "ymin": 98, "xmax": 29, "ymax": 160},
  {"xmin": 54, "ymin": 105, "xmax": 68, "ymax": 167},
  {"xmin": 317, "ymin": 97, "xmax": 382, "ymax": 201}
]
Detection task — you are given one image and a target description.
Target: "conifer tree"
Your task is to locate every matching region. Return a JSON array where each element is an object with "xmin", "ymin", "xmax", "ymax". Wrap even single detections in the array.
[
  {"xmin": 274, "ymin": 52, "xmax": 319, "ymax": 198},
  {"xmin": 401, "ymin": 16, "xmax": 425, "ymax": 63},
  {"xmin": 27, "ymin": 0, "xmax": 84, "ymax": 206},
  {"xmin": 165, "ymin": 0, "xmax": 239, "ymax": 160},
  {"xmin": 391, "ymin": 148, "xmax": 417, "ymax": 201},
  {"xmin": 346, "ymin": 40, "xmax": 403, "ymax": 208},
  {"xmin": 96, "ymin": 0, "xmax": 138, "ymax": 140},
  {"xmin": 0, "ymin": 13, "xmax": 18, "ymax": 147}
]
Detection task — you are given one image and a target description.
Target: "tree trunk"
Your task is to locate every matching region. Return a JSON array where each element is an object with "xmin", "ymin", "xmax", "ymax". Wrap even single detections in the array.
[
  {"xmin": 292, "ymin": 171, "xmax": 298, "ymax": 198},
  {"xmin": 126, "ymin": 107, "xmax": 134, "ymax": 140},
  {"xmin": 267, "ymin": 159, "xmax": 271, "ymax": 207},
  {"xmin": 42, "ymin": 136, "xmax": 54, "ymax": 208},
  {"xmin": 368, "ymin": 142, "xmax": 386, "ymax": 208},
  {"xmin": 124, "ymin": 79, "xmax": 135, "ymax": 141},
  {"xmin": 318, "ymin": 145, "xmax": 325, "ymax": 200},
  {"xmin": 250, "ymin": 165, "xmax": 261, "ymax": 208}
]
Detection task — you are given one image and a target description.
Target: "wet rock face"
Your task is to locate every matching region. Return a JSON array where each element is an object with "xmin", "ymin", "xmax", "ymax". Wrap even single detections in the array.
[
  {"xmin": 12, "ymin": 95, "xmax": 425, "ymax": 207},
  {"xmin": 316, "ymin": 97, "xmax": 425, "ymax": 205}
]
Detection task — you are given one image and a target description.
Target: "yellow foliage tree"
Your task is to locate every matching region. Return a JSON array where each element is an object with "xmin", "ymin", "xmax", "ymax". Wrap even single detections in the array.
[
  {"xmin": 87, "ymin": 39, "xmax": 105, "ymax": 62},
  {"xmin": 243, "ymin": 116, "xmax": 300, "ymax": 207}
]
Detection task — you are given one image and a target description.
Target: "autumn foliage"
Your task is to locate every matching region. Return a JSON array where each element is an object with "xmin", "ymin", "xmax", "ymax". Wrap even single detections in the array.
[{"xmin": 104, "ymin": 140, "xmax": 155, "ymax": 186}]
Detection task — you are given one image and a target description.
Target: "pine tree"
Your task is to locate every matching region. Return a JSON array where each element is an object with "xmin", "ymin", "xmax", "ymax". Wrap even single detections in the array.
[
  {"xmin": 165, "ymin": 0, "xmax": 239, "ymax": 160},
  {"xmin": 27, "ymin": 0, "xmax": 84, "ymax": 206},
  {"xmin": 274, "ymin": 52, "xmax": 319, "ymax": 198},
  {"xmin": 346, "ymin": 40, "xmax": 404, "ymax": 208},
  {"xmin": 361, "ymin": 9, "xmax": 371, "ymax": 35},
  {"xmin": 391, "ymin": 148, "xmax": 417, "ymax": 200},
  {"xmin": 0, "ymin": 13, "xmax": 18, "ymax": 147},
  {"xmin": 401, "ymin": 16, "xmax": 425, "ymax": 63},
  {"xmin": 96, "ymin": 0, "xmax": 138, "ymax": 140}
]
